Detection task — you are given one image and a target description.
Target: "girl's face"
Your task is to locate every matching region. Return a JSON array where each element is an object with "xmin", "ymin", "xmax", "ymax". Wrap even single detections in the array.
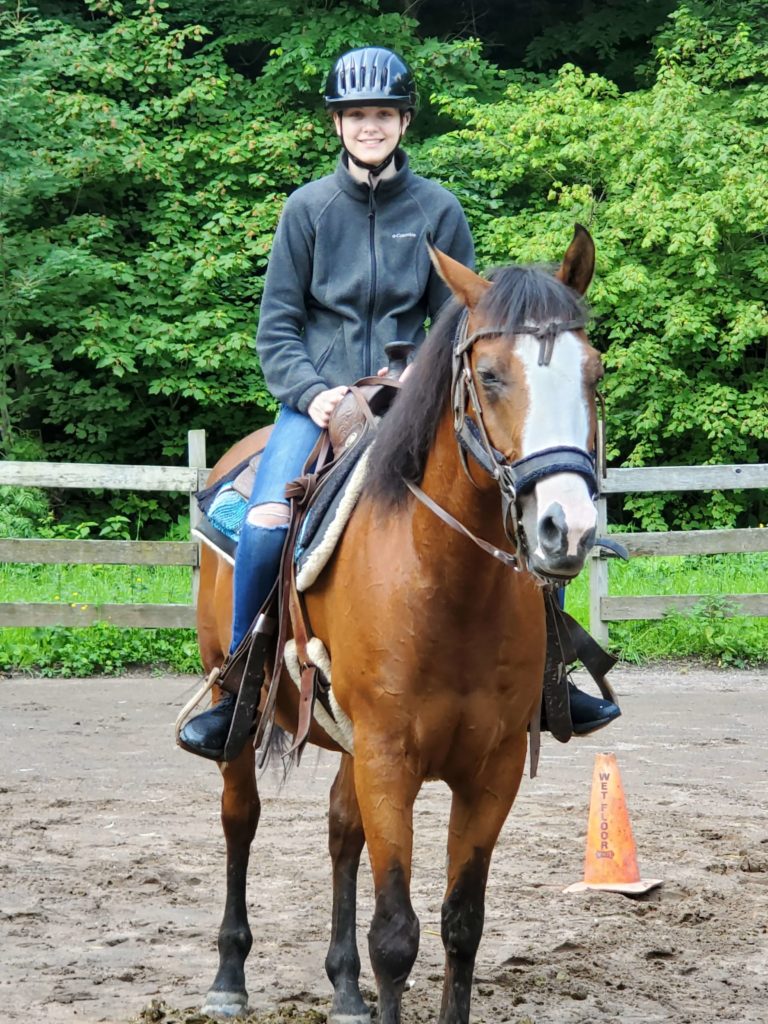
[{"xmin": 333, "ymin": 106, "xmax": 410, "ymax": 166}]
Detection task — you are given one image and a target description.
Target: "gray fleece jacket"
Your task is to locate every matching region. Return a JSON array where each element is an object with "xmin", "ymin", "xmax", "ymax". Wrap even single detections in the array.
[{"xmin": 255, "ymin": 151, "xmax": 475, "ymax": 413}]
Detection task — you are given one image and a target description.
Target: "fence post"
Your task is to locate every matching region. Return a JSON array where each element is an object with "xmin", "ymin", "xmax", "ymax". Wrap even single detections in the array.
[
  {"xmin": 589, "ymin": 418, "xmax": 609, "ymax": 646},
  {"xmin": 589, "ymin": 493, "xmax": 609, "ymax": 646},
  {"xmin": 188, "ymin": 429, "xmax": 207, "ymax": 608}
]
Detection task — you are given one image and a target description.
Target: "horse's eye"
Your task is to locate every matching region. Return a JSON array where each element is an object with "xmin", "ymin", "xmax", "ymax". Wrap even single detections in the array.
[{"xmin": 477, "ymin": 366, "xmax": 505, "ymax": 399}]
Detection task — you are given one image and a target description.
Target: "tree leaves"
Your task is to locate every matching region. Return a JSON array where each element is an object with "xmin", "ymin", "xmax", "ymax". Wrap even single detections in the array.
[
  {"xmin": 421, "ymin": 6, "xmax": 767, "ymax": 528},
  {"xmin": 1, "ymin": 1, "xmax": 765, "ymax": 531}
]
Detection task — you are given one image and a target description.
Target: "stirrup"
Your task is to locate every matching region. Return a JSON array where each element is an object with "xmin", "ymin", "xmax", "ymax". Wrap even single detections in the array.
[{"xmin": 221, "ymin": 622, "xmax": 275, "ymax": 763}]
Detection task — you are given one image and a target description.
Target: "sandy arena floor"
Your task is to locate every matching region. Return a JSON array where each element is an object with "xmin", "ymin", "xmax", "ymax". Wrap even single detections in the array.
[{"xmin": 1, "ymin": 665, "xmax": 767, "ymax": 1023}]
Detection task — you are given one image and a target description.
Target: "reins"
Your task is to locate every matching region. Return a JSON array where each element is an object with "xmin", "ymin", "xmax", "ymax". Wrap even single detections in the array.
[{"xmin": 405, "ymin": 478, "xmax": 520, "ymax": 569}]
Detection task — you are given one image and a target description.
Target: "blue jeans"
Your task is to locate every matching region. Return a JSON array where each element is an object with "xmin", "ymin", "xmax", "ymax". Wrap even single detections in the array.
[{"xmin": 230, "ymin": 406, "xmax": 322, "ymax": 652}]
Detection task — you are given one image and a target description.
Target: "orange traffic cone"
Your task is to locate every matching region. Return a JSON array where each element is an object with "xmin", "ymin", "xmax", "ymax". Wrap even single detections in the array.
[{"xmin": 564, "ymin": 752, "xmax": 662, "ymax": 895}]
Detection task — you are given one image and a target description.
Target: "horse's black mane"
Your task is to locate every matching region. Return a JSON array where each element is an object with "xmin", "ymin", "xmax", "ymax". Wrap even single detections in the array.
[{"xmin": 365, "ymin": 263, "xmax": 590, "ymax": 507}]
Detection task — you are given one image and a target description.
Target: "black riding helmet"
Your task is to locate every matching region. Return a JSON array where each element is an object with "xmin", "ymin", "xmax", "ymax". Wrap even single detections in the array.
[
  {"xmin": 324, "ymin": 47, "xmax": 417, "ymax": 112},
  {"xmin": 325, "ymin": 47, "xmax": 416, "ymax": 174}
]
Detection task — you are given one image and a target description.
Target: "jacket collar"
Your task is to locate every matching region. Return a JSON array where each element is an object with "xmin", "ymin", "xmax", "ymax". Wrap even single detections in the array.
[{"xmin": 334, "ymin": 150, "xmax": 412, "ymax": 202}]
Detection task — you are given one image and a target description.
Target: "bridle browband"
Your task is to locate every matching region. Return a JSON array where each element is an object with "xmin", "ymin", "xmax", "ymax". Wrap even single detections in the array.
[{"xmin": 407, "ymin": 308, "xmax": 600, "ymax": 576}]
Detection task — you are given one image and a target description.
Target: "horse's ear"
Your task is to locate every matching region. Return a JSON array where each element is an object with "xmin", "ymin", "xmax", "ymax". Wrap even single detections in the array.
[
  {"xmin": 427, "ymin": 237, "xmax": 490, "ymax": 311},
  {"xmin": 555, "ymin": 224, "xmax": 595, "ymax": 296}
]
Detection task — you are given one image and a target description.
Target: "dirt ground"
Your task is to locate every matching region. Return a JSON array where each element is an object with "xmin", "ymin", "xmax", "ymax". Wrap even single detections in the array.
[{"xmin": 2, "ymin": 664, "xmax": 767, "ymax": 1024}]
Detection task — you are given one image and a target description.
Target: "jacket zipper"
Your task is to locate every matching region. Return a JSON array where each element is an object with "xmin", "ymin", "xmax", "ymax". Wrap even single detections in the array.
[{"xmin": 365, "ymin": 180, "xmax": 377, "ymax": 376}]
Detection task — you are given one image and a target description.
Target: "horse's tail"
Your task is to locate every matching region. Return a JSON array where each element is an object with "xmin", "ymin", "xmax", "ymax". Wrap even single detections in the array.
[{"xmin": 258, "ymin": 725, "xmax": 296, "ymax": 785}]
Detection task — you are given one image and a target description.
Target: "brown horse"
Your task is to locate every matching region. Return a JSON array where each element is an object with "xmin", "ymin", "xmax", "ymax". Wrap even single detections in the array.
[{"xmin": 193, "ymin": 227, "xmax": 602, "ymax": 1024}]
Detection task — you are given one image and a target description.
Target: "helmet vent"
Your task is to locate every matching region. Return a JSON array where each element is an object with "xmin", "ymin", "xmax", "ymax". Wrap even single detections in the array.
[{"xmin": 325, "ymin": 47, "xmax": 416, "ymax": 112}]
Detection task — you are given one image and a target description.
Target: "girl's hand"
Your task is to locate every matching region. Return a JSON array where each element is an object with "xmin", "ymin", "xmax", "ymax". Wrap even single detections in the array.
[
  {"xmin": 377, "ymin": 364, "xmax": 413, "ymax": 382},
  {"xmin": 308, "ymin": 386, "xmax": 350, "ymax": 428}
]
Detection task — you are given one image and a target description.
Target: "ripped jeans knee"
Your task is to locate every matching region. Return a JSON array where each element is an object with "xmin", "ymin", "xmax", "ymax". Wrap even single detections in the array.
[
  {"xmin": 230, "ymin": 502, "xmax": 290, "ymax": 653},
  {"xmin": 245, "ymin": 501, "xmax": 290, "ymax": 530}
]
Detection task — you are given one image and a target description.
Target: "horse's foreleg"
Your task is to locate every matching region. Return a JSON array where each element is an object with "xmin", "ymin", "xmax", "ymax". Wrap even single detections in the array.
[
  {"xmin": 325, "ymin": 753, "xmax": 370, "ymax": 1024},
  {"xmin": 201, "ymin": 742, "xmax": 259, "ymax": 1017},
  {"xmin": 353, "ymin": 735, "xmax": 421, "ymax": 1024},
  {"xmin": 439, "ymin": 737, "xmax": 528, "ymax": 1024}
]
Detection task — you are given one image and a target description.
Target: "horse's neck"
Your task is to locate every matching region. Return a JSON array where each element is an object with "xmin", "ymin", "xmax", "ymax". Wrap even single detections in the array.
[{"xmin": 415, "ymin": 410, "xmax": 511, "ymax": 565}]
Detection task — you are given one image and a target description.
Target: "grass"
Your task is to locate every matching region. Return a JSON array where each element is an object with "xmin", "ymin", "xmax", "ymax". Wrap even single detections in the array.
[
  {"xmin": 0, "ymin": 563, "xmax": 200, "ymax": 676},
  {"xmin": 565, "ymin": 551, "xmax": 767, "ymax": 668},
  {"xmin": 0, "ymin": 561, "xmax": 192, "ymax": 605},
  {"xmin": 0, "ymin": 553, "xmax": 766, "ymax": 676}
]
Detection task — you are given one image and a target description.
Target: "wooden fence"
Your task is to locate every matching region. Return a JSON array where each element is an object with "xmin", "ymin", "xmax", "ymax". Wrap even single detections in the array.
[
  {"xmin": 589, "ymin": 462, "xmax": 768, "ymax": 643},
  {"xmin": 0, "ymin": 430, "xmax": 208, "ymax": 628},
  {"xmin": 1, "ymin": 430, "xmax": 766, "ymax": 642}
]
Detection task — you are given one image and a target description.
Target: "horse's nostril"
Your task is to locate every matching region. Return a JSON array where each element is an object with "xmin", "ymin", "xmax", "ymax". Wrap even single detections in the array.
[
  {"xmin": 540, "ymin": 516, "xmax": 560, "ymax": 544},
  {"xmin": 538, "ymin": 503, "xmax": 567, "ymax": 554},
  {"xmin": 580, "ymin": 527, "xmax": 597, "ymax": 554},
  {"xmin": 540, "ymin": 516, "xmax": 561, "ymax": 540}
]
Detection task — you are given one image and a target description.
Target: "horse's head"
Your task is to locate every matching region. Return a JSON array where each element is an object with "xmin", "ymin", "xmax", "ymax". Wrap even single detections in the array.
[{"xmin": 429, "ymin": 226, "xmax": 602, "ymax": 582}]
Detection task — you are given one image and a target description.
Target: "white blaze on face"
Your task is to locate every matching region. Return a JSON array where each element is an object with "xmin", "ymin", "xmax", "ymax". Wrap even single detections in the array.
[{"xmin": 517, "ymin": 331, "xmax": 597, "ymax": 559}]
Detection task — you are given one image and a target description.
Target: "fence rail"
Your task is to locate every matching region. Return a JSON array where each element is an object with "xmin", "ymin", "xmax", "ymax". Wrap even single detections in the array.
[
  {"xmin": 1, "ymin": 432, "xmax": 766, "ymax": 640},
  {"xmin": 589, "ymin": 461, "xmax": 768, "ymax": 643},
  {"xmin": 0, "ymin": 461, "xmax": 204, "ymax": 492},
  {"xmin": 0, "ymin": 539, "xmax": 199, "ymax": 566},
  {"xmin": 0, "ymin": 602, "xmax": 196, "ymax": 629}
]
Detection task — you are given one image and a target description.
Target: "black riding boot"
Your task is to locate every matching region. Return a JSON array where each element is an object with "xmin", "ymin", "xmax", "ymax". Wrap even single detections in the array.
[
  {"xmin": 545, "ymin": 586, "xmax": 620, "ymax": 736},
  {"xmin": 179, "ymin": 621, "xmax": 274, "ymax": 761},
  {"xmin": 178, "ymin": 688, "xmax": 238, "ymax": 761},
  {"xmin": 568, "ymin": 681, "xmax": 621, "ymax": 735}
]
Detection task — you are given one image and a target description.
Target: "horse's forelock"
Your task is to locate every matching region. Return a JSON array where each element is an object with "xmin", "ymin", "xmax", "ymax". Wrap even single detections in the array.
[{"xmin": 479, "ymin": 264, "xmax": 589, "ymax": 332}]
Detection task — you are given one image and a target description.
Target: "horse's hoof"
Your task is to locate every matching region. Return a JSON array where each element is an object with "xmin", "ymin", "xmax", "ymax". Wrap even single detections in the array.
[{"xmin": 200, "ymin": 989, "xmax": 248, "ymax": 1018}]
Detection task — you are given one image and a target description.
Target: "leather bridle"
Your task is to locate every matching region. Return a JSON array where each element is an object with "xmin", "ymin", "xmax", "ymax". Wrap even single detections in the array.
[{"xmin": 407, "ymin": 308, "xmax": 600, "ymax": 575}]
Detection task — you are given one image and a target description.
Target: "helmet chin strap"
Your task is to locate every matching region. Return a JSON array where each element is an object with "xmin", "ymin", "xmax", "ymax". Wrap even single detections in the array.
[
  {"xmin": 345, "ymin": 146, "xmax": 397, "ymax": 175},
  {"xmin": 338, "ymin": 111, "xmax": 407, "ymax": 176}
]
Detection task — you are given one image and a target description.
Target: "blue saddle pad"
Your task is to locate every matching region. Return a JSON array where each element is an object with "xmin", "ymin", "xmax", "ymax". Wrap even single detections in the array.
[
  {"xmin": 195, "ymin": 438, "xmax": 369, "ymax": 572},
  {"xmin": 207, "ymin": 483, "xmax": 247, "ymax": 541}
]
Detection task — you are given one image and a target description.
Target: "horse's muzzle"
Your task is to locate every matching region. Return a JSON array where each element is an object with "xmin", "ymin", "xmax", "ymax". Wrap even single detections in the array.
[{"xmin": 525, "ymin": 497, "xmax": 597, "ymax": 580}]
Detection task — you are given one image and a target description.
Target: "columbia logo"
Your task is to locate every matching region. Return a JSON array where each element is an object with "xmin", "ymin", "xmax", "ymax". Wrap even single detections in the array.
[{"xmin": 391, "ymin": 232, "xmax": 417, "ymax": 239}]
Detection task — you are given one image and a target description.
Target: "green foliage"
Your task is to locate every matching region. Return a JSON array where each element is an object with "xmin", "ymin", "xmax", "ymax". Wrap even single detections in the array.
[
  {"xmin": 0, "ymin": 434, "xmax": 52, "ymax": 537},
  {"xmin": 0, "ymin": 485, "xmax": 51, "ymax": 538},
  {"xmin": 0, "ymin": 0, "xmax": 498, "ymax": 470},
  {"xmin": 0, "ymin": 552, "xmax": 201, "ymax": 674},
  {"xmin": 525, "ymin": 0, "xmax": 677, "ymax": 87},
  {"xmin": 610, "ymin": 604, "xmax": 766, "ymax": 668},
  {"xmin": 423, "ymin": 2, "xmax": 767, "ymax": 528},
  {"xmin": 566, "ymin": 551, "xmax": 767, "ymax": 666},
  {"xmin": 0, "ymin": 622, "xmax": 200, "ymax": 676},
  {"xmin": 1, "ymin": 1, "xmax": 766, "ymax": 535}
]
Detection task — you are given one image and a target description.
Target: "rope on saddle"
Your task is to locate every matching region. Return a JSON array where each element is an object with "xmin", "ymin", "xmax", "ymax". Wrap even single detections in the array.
[{"xmin": 174, "ymin": 667, "xmax": 220, "ymax": 744}]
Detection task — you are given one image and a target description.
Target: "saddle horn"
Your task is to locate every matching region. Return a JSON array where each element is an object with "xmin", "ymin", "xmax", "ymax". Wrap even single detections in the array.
[{"xmin": 384, "ymin": 340, "xmax": 415, "ymax": 379}]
